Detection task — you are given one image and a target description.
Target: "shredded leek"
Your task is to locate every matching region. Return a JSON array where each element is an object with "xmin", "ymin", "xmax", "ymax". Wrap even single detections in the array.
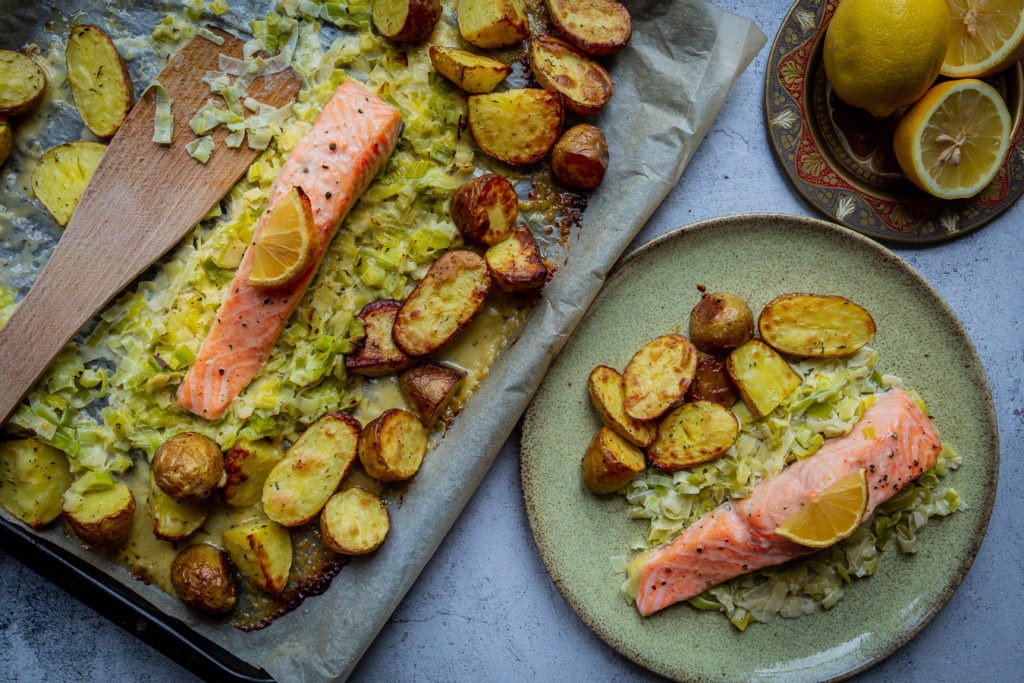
[
  {"xmin": 150, "ymin": 81, "xmax": 173, "ymax": 145},
  {"xmin": 185, "ymin": 135, "xmax": 216, "ymax": 163}
]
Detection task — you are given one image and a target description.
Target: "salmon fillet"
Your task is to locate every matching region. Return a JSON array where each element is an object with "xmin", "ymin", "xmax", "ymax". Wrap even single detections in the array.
[
  {"xmin": 633, "ymin": 387, "xmax": 942, "ymax": 616},
  {"xmin": 177, "ymin": 79, "xmax": 403, "ymax": 419}
]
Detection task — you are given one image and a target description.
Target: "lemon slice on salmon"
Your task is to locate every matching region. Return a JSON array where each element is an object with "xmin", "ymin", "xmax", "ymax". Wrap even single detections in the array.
[
  {"xmin": 942, "ymin": 0, "xmax": 1024, "ymax": 78},
  {"xmin": 248, "ymin": 186, "xmax": 319, "ymax": 288},
  {"xmin": 893, "ymin": 79, "xmax": 1012, "ymax": 200},
  {"xmin": 775, "ymin": 469, "xmax": 868, "ymax": 548}
]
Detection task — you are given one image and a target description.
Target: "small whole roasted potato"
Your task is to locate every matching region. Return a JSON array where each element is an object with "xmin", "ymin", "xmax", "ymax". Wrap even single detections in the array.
[
  {"xmin": 429, "ymin": 46, "xmax": 510, "ymax": 94},
  {"xmin": 647, "ymin": 401, "xmax": 739, "ymax": 471},
  {"xmin": 399, "ymin": 362, "xmax": 465, "ymax": 426},
  {"xmin": 222, "ymin": 517, "xmax": 292, "ymax": 596},
  {"xmin": 152, "ymin": 432, "xmax": 225, "ymax": 503},
  {"xmin": 345, "ymin": 299, "xmax": 415, "ymax": 376},
  {"xmin": 31, "ymin": 141, "xmax": 106, "ymax": 227},
  {"xmin": 468, "ymin": 89, "xmax": 564, "ymax": 166},
  {"xmin": 170, "ymin": 543, "xmax": 238, "ymax": 616},
  {"xmin": 622, "ymin": 333, "xmax": 698, "ymax": 421},
  {"xmin": 0, "ymin": 49, "xmax": 47, "ymax": 116},
  {"xmin": 551, "ymin": 124, "xmax": 609, "ymax": 190},
  {"xmin": 62, "ymin": 472, "xmax": 135, "ymax": 548},
  {"xmin": 372, "ymin": 0, "xmax": 441, "ymax": 43},
  {"xmin": 485, "ymin": 225, "xmax": 549, "ymax": 292},
  {"xmin": 686, "ymin": 351, "xmax": 739, "ymax": 407},
  {"xmin": 727, "ymin": 339, "xmax": 803, "ymax": 418},
  {"xmin": 758, "ymin": 293, "xmax": 876, "ymax": 358},
  {"xmin": 450, "ymin": 173, "xmax": 519, "ymax": 245},
  {"xmin": 581, "ymin": 425, "xmax": 646, "ymax": 494},
  {"xmin": 0, "ymin": 438, "xmax": 72, "ymax": 529},
  {"xmin": 358, "ymin": 408, "xmax": 427, "ymax": 482},
  {"xmin": 689, "ymin": 292, "xmax": 754, "ymax": 353},
  {"xmin": 222, "ymin": 439, "xmax": 284, "ymax": 508},
  {"xmin": 544, "ymin": 0, "xmax": 633, "ymax": 56},
  {"xmin": 66, "ymin": 25, "xmax": 135, "ymax": 138},
  {"xmin": 588, "ymin": 365, "xmax": 656, "ymax": 447},
  {"xmin": 321, "ymin": 487, "xmax": 391, "ymax": 554},
  {"xmin": 458, "ymin": 0, "xmax": 530, "ymax": 48},
  {"xmin": 530, "ymin": 34, "xmax": 613, "ymax": 115}
]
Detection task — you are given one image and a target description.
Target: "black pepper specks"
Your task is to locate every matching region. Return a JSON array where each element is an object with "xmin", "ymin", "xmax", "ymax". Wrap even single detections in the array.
[{"xmin": 329, "ymin": 142, "xmax": 336, "ymax": 151}]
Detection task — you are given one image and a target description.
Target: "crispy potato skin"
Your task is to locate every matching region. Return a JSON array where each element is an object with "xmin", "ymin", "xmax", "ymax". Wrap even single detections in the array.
[
  {"xmin": 458, "ymin": 0, "xmax": 530, "ymax": 48},
  {"xmin": 726, "ymin": 339, "xmax": 803, "ymax": 418},
  {"xmin": 170, "ymin": 543, "xmax": 238, "ymax": 616},
  {"xmin": 372, "ymin": 0, "xmax": 441, "ymax": 42},
  {"xmin": 222, "ymin": 517, "xmax": 292, "ymax": 596},
  {"xmin": 0, "ymin": 50, "xmax": 46, "ymax": 116},
  {"xmin": 358, "ymin": 409, "xmax": 427, "ymax": 481},
  {"xmin": 485, "ymin": 225, "xmax": 549, "ymax": 292},
  {"xmin": 66, "ymin": 25, "xmax": 134, "ymax": 138},
  {"xmin": 0, "ymin": 438, "xmax": 72, "ymax": 529},
  {"xmin": 450, "ymin": 173, "xmax": 519, "ymax": 245},
  {"xmin": 222, "ymin": 439, "xmax": 283, "ymax": 508},
  {"xmin": 63, "ymin": 481, "xmax": 136, "ymax": 548},
  {"xmin": 758, "ymin": 293, "xmax": 876, "ymax": 357},
  {"xmin": 689, "ymin": 292, "xmax": 754, "ymax": 353},
  {"xmin": 152, "ymin": 432, "xmax": 225, "ymax": 503},
  {"xmin": 588, "ymin": 365, "xmax": 656, "ymax": 447},
  {"xmin": 31, "ymin": 141, "xmax": 106, "ymax": 227},
  {"xmin": 544, "ymin": 0, "xmax": 632, "ymax": 56},
  {"xmin": 0, "ymin": 119, "xmax": 11, "ymax": 167},
  {"xmin": 320, "ymin": 487, "xmax": 390, "ymax": 554},
  {"xmin": 345, "ymin": 299, "xmax": 415, "ymax": 376},
  {"xmin": 149, "ymin": 472, "xmax": 210, "ymax": 541},
  {"xmin": 399, "ymin": 363, "xmax": 465, "ymax": 426},
  {"xmin": 468, "ymin": 89, "xmax": 564, "ymax": 166},
  {"xmin": 551, "ymin": 123, "xmax": 609, "ymax": 190},
  {"xmin": 686, "ymin": 351, "xmax": 739, "ymax": 407},
  {"xmin": 647, "ymin": 401, "xmax": 739, "ymax": 471},
  {"xmin": 622, "ymin": 334, "xmax": 698, "ymax": 421},
  {"xmin": 530, "ymin": 34, "xmax": 613, "ymax": 115},
  {"xmin": 429, "ymin": 46, "xmax": 510, "ymax": 93},
  {"xmin": 393, "ymin": 250, "xmax": 492, "ymax": 356},
  {"xmin": 582, "ymin": 426, "xmax": 646, "ymax": 494}
]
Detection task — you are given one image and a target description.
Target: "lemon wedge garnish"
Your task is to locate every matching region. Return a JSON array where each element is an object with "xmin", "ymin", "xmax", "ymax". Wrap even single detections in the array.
[
  {"xmin": 775, "ymin": 469, "xmax": 868, "ymax": 548},
  {"xmin": 248, "ymin": 186, "xmax": 319, "ymax": 289},
  {"xmin": 942, "ymin": 0, "xmax": 1024, "ymax": 78}
]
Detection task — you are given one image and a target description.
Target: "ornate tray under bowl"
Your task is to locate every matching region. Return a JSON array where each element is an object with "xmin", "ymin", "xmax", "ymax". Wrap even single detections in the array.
[{"xmin": 765, "ymin": 0, "xmax": 1024, "ymax": 243}]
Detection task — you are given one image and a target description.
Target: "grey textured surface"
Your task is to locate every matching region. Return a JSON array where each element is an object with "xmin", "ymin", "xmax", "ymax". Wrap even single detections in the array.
[{"xmin": 2, "ymin": 1, "xmax": 1022, "ymax": 681}]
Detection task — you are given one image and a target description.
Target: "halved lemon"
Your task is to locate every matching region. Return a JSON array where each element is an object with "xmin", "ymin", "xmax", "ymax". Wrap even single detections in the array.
[
  {"xmin": 893, "ymin": 78, "xmax": 1012, "ymax": 199},
  {"xmin": 942, "ymin": 0, "xmax": 1024, "ymax": 78},
  {"xmin": 775, "ymin": 469, "xmax": 868, "ymax": 548},
  {"xmin": 248, "ymin": 186, "xmax": 319, "ymax": 289}
]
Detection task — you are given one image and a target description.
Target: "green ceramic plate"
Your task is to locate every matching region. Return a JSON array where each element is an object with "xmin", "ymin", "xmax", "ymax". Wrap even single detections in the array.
[{"xmin": 521, "ymin": 214, "xmax": 998, "ymax": 682}]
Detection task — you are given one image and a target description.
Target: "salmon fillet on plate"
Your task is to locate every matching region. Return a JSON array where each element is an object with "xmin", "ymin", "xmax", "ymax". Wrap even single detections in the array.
[{"xmin": 632, "ymin": 387, "xmax": 942, "ymax": 616}]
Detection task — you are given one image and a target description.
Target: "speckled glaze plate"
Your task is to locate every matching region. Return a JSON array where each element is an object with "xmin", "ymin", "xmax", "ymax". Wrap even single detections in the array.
[
  {"xmin": 521, "ymin": 214, "xmax": 998, "ymax": 682},
  {"xmin": 765, "ymin": 0, "xmax": 1024, "ymax": 243}
]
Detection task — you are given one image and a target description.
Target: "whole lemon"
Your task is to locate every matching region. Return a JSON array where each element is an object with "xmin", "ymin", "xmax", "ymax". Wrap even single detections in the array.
[{"xmin": 823, "ymin": 0, "xmax": 950, "ymax": 118}]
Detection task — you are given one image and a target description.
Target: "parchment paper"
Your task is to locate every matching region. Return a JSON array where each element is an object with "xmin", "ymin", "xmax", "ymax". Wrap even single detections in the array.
[{"xmin": 0, "ymin": 1, "xmax": 765, "ymax": 680}]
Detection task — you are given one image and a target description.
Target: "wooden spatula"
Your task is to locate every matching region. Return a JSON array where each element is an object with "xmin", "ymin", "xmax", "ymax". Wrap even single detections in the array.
[{"xmin": 0, "ymin": 27, "xmax": 301, "ymax": 425}]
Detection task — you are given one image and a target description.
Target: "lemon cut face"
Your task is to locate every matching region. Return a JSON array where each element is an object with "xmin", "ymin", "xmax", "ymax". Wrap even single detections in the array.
[
  {"xmin": 775, "ymin": 469, "xmax": 868, "ymax": 548},
  {"xmin": 248, "ymin": 186, "xmax": 319, "ymax": 289},
  {"xmin": 942, "ymin": 0, "xmax": 1024, "ymax": 78},
  {"xmin": 893, "ymin": 78, "xmax": 1012, "ymax": 199}
]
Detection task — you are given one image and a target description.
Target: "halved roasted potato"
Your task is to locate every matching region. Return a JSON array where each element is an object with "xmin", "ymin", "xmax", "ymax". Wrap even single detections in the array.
[
  {"xmin": 261, "ymin": 412, "xmax": 361, "ymax": 527},
  {"xmin": 222, "ymin": 438, "xmax": 283, "ymax": 508},
  {"xmin": 222, "ymin": 517, "xmax": 292, "ymax": 596},
  {"xmin": 0, "ymin": 118, "xmax": 12, "ymax": 167},
  {"xmin": 399, "ymin": 362, "xmax": 465, "ymax": 426},
  {"xmin": 450, "ymin": 173, "xmax": 518, "ymax": 245},
  {"xmin": 358, "ymin": 408, "xmax": 427, "ymax": 482},
  {"xmin": 170, "ymin": 543, "xmax": 237, "ymax": 616},
  {"xmin": 727, "ymin": 339, "xmax": 803, "ymax": 418},
  {"xmin": 62, "ymin": 471, "xmax": 135, "ymax": 548},
  {"xmin": 429, "ymin": 46, "xmax": 510, "ymax": 94},
  {"xmin": 345, "ymin": 299, "xmax": 415, "ymax": 376},
  {"xmin": 149, "ymin": 471, "xmax": 209, "ymax": 541},
  {"xmin": 530, "ymin": 34, "xmax": 613, "ymax": 115},
  {"xmin": 581, "ymin": 425, "xmax": 646, "ymax": 494},
  {"xmin": 622, "ymin": 334, "xmax": 698, "ymax": 421},
  {"xmin": 758, "ymin": 293, "xmax": 877, "ymax": 358},
  {"xmin": 372, "ymin": 0, "xmax": 441, "ymax": 42},
  {"xmin": 551, "ymin": 123, "xmax": 609, "ymax": 190},
  {"xmin": 686, "ymin": 351, "xmax": 738, "ymax": 407},
  {"xmin": 544, "ymin": 0, "xmax": 632, "ymax": 56},
  {"xmin": 648, "ymin": 401, "xmax": 739, "ymax": 471},
  {"xmin": 66, "ymin": 25, "xmax": 135, "ymax": 138},
  {"xmin": 485, "ymin": 225, "xmax": 548, "ymax": 292},
  {"xmin": 31, "ymin": 141, "xmax": 106, "ymax": 227},
  {"xmin": 588, "ymin": 365, "xmax": 657, "ymax": 447},
  {"xmin": 468, "ymin": 89, "xmax": 563, "ymax": 166},
  {"xmin": 152, "ymin": 431, "xmax": 224, "ymax": 503},
  {"xmin": 458, "ymin": 0, "xmax": 529, "ymax": 48},
  {"xmin": 0, "ymin": 438, "xmax": 72, "ymax": 529},
  {"xmin": 320, "ymin": 487, "xmax": 390, "ymax": 555},
  {"xmin": 393, "ymin": 250, "xmax": 491, "ymax": 356},
  {"xmin": 689, "ymin": 292, "xmax": 754, "ymax": 353},
  {"xmin": 0, "ymin": 50, "xmax": 46, "ymax": 116}
]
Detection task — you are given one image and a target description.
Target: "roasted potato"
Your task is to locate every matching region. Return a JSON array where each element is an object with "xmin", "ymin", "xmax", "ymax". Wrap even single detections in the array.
[
  {"xmin": 727, "ymin": 339, "xmax": 803, "ymax": 418},
  {"xmin": 689, "ymin": 292, "xmax": 755, "ymax": 353},
  {"xmin": 372, "ymin": 0, "xmax": 441, "ymax": 42},
  {"xmin": 62, "ymin": 471, "xmax": 135, "ymax": 548},
  {"xmin": 648, "ymin": 401, "xmax": 739, "ymax": 471},
  {"xmin": 468, "ymin": 89, "xmax": 563, "ymax": 166},
  {"xmin": 458, "ymin": 0, "xmax": 530, "ymax": 48},
  {"xmin": 345, "ymin": 299, "xmax": 416, "ymax": 376},
  {"xmin": 393, "ymin": 250, "xmax": 491, "ymax": 356},
  {"xmin": 485, "ymin": 225, "xmax": 548, "ymax": 292},
  {"xmin": 222, "ymin": 517, "xmax": 292, "ymax": 596},
  {"xmin": 149, "ymin": 471, "xmax": 209, "ymax": 541},
  {"xmin": 358, "ymin": 409, "xmax": 427, "ymax": 482},
  {"xmin": 320, "ymin": 487, "xmax": 390, "ymax": 554},
  {"xmin": 0, "ymin": 50, "xmax": 46, "ymax": 115},
  {"xmin": 66, "ymin": 25, "xmax": 134, "ymax": 138},
  {"xmin": 0, "ymin": 118, "xmax": 11, "ymax": 167},
  {"xmin": 581, "ymin": 425, "xmax": 646, "ymax": 494},
  {"xmin": 530, "ymin": 34, "xmax": 613, "ymax": 115},
  {"xmin": 152, "ymin": 432, "xmax": 225, "ymax": 503},
  {"xmin": 170, "ymin": 543, "xmax": 238, "ymax": 616},
  {"xmin": 429, "ymin": 46, "xmax": 510, "ymax": 94},
  {"xmin": 0, "ymin": 438, "xmax": 72, "ymax": 529},
  {"xmin": 551, "ymin": 123, "xmax": 609, "ymax": 190},
  {"xmin": 399, "ymin": 362, "xmax": 466, "ymax": 426},
  {"xmin": 588, "ymin": 365, "xmax": 657, "ymax": 447},
  {"xmin": 544, "ymin": 0, "xmax": 633, "ymax": 56},
  {"xmin": 686, "ymin": 351, "xmax": 739, "ymax": 407},
  {"xmin": 222, "ymin": 438, "xmax": 284, "ymax": 508},
  {"xmin": 758, "ymin": 293, "xmax": 877, "ymax": 358},
  {"xmin": 261, "ymin": 412, "xmax": 361, "ymax": 527},
  {"xmin": 31, "ymin": 141, "xmax": 106, "ymax": 227},
  {"xmin": 622, "ymin": 334, "xmax": 698, "ymax": 421},
  {"xmin": 450, "ymin": 173, "xmax": 518, "ymax": 245}
]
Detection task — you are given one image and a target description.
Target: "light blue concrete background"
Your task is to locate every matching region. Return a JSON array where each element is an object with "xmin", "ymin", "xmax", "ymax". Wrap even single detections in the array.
[{"xmin": 2, "ymin": 1, "xmax": 1021, "ymax": 681}]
